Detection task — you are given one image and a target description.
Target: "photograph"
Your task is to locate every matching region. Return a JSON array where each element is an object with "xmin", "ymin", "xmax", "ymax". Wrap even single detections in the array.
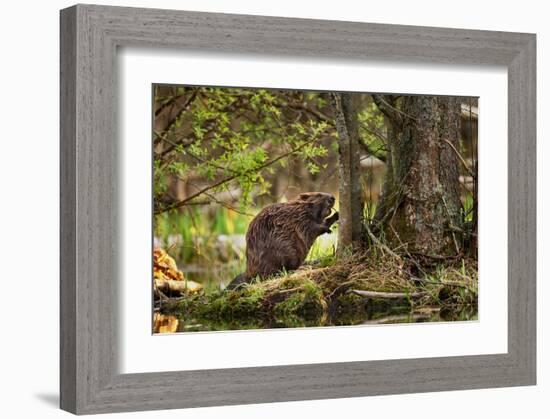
[{"xmin": 152, "ymin": 85, "xmax": 479, "ymax": 333}]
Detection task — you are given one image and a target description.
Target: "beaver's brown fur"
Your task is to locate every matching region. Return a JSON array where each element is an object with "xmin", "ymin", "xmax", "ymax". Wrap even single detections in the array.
[{"xmin": 227, "ymin": 192, "xmax": 338, "ymax": 289}]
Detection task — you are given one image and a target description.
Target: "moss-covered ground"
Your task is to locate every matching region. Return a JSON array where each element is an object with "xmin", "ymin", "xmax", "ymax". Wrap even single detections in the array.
[{"xmin": 157, "ymin": 246, "xmax": 478, "ymax": 330}]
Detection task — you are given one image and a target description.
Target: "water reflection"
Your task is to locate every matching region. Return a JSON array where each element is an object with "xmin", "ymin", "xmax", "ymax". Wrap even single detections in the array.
[
  {"xmin": 153, "ymin": 313, "xmax": 179, "ymax": 334},
  {"xmin": 153, "ymin": 305, "xmax": 477, "ymax": 334}
]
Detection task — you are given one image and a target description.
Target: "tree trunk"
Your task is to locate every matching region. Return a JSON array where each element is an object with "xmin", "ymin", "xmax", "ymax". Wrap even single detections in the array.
[
  {"xmin": 331, "ymin": 93, "xmax": 364, "ymax": 252},
  {"xmin": 372, "ymin": 95, "xmax": 463, "ymax": 256}
]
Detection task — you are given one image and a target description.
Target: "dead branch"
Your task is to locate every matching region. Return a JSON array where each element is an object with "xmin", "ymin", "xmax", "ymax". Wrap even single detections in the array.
[
  {"xmin": 442, "ymin": 138, "xmax": 475, "ymax": 177},
  {"xmin": 351, "ymin": 289, "xmax": 427, "ymax": 299},
  {"xmin": 154, "ymin": 278, "xmax": 202, "ymax": 295},
  {"xmin": 364, "ymin": 222, "xmax": 402, "ymax": 260}
]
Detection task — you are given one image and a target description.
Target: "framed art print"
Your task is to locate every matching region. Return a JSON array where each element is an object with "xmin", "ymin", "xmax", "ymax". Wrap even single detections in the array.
[{"xmin": 60, "ymin": 4, "xmax": 536, "ymax": 414}]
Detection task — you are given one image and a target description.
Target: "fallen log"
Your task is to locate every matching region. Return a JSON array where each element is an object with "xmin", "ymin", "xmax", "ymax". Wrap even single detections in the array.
[
  {"xmin": 154, "ymin": 278, "xmax": 203, "ymax": 296},
  {"xmin": 350, "ymin": 289, "xmax": 427, "ymax": 299}
]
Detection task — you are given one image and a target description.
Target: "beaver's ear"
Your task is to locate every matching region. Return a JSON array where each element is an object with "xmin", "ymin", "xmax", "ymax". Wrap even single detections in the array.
[{"xmin": 299, "ymin": 193, "xmax": 312, "ymax": 201}]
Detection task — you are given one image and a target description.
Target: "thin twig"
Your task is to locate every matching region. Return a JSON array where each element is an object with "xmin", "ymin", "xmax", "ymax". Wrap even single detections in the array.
[
  {"xmin": 387, "ymin": 223, "xmax": 428, "ymax": 277},
  {"xmin": 163, "ymin": 90, "xmax": 198, "ymax": 131},
  {"xmin": 202, "ymin": 191, "xmax": 255, "ymax": 217},
  {"xmin": 371, "ymin": 94, "xmax": 417, "ymax": 125},
  {"xmin": 442, "ymin": 138, "xmax": 475, "ymax": 177},
  {"xmin": 411, "ymin": 276, "xmax": 468, "ymax": 288},
  {"xmin": 359, "ymin": 122, "xmax": 390, "ymax": 144},
  {"xmin": 364, "ymin": 222, "xmax": 401, "ymax": 260},
  {"xmin": 155, "ymin": 93, "xmax": 185, "ymax": 117},
  {"xmin": 286, "ymin": 102, "xmax": 333, "ymax": 123}
]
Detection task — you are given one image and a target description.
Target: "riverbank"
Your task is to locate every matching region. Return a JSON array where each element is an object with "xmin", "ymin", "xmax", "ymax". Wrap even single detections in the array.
[{"xmin": 155, "ymin": 247, "xmax": 478, "ymax": 332}]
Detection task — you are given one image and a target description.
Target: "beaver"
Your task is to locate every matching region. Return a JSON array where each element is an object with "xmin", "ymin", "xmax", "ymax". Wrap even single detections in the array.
[{"xmin": 226, "ymin": 192, "xmax": 338, "ymax": 290}]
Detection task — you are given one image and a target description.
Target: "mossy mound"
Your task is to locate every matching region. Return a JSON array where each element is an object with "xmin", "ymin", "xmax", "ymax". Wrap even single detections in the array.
[{"xmin": 159, "ymin": 248, "xmax": 478, "ymax": 328}]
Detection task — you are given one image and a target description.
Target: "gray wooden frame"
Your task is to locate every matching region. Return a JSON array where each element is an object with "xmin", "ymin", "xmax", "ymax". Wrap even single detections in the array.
[{"xmin": 60, "ymin": 4, "xmax": 536, "ymax": 415}]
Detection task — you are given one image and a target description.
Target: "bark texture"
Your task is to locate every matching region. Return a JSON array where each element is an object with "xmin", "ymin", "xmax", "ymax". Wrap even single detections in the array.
[{"xmin": 373, "ymin": 95, "xmax": 463, "ymax": 256}]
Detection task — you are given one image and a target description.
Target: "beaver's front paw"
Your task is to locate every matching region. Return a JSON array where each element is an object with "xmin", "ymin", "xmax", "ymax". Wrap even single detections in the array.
[
  {"xmin": 325, "ymin": 211, "xmax": 339, "ymax": 224},
  {"xmin": 321, "ymin": 212, "xmax": 339, "ymax": 234},
  {"xmin": 322, "ymin": 228, "xmax": 332, "ymax": 235}
]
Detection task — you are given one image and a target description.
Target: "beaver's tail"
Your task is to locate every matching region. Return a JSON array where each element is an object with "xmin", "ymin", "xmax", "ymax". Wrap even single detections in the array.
[{"xmin": 225, "ymin": 273, "xmax": 250, "ymax": 291}]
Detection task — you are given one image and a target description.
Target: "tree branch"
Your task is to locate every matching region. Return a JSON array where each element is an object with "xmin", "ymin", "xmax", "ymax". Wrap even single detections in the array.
[
  {"xmin": 286, "ymin": 102, "xmax": 333, "ymax": 124},
  {"xmin": 162, "ymin": 90, "xmax": 198, "ymax": 132},
  {"xmin": 358, "ymin": 138, "xmax": 387, "ymax": 163},
  {"xmin": 155, "ymin": 137, "xmax": 320, "ymax": 214},
  {"xmin": 154, "ymin": 131, "xmax": 197, "ymax": 158},
  {"xmin": 372, "ymin": 94, "xmax": 404, "ymax": 126},
  {"xmin": 442, "ymin": 138, "xmax": 475, "ymax": 177},
  {"xmin": 155, "ymin": 93, "xmax": 184, "ymax": 117},
  {"xmin": 359, "ymin": 122, "xmax": 389, "ymax": 144}
]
